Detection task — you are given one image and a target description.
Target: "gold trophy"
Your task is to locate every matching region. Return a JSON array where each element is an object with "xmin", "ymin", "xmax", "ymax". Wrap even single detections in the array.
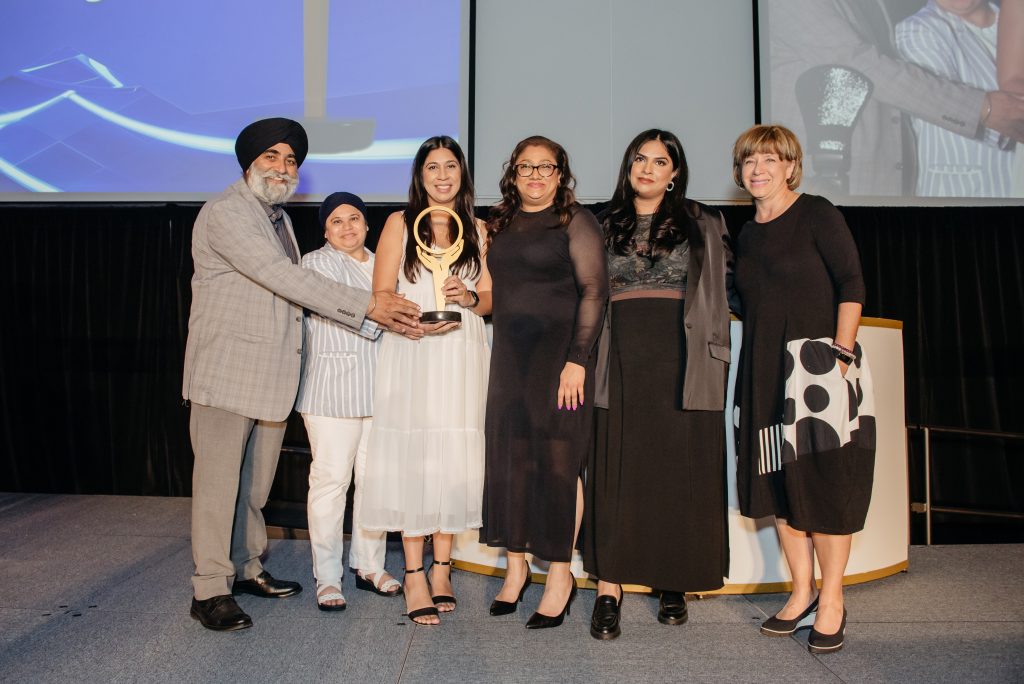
[{"xmin": 413, "ymin": 205, "xmax": 464, "ymax": 323}]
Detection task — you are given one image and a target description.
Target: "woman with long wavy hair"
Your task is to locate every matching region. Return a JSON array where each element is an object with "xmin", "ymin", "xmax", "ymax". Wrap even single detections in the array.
[
  {"xmin": 358, "ymin": 135, "xmax": 492, "ymax": 626},
  {"xmin": 480, "ymin": 135, "xmax": 607, "ymax": 629},
  {"xmin": 583, "ymin": 129, "xmax": 734, "ymax": 640}
]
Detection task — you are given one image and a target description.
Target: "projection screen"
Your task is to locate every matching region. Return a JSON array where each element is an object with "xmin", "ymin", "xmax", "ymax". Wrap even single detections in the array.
[
  {"xmin": 758, "ymin": 0, "xmax": 1024, "ymax": 204},
  {"xmin": 0, "ymin": 0, "xmax": 472, "ymax": 202}
]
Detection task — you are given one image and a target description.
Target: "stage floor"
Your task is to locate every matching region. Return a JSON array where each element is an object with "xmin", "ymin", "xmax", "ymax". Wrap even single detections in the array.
[{"xmin": 1, "ymin": 493, "xmax": 1021, "ymax": 683}]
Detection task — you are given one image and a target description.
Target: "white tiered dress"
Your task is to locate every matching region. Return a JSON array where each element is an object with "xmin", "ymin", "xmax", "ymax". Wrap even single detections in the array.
[{"xmin": 357, "ymin": 238, "xmax": 489, "ymax": 536}]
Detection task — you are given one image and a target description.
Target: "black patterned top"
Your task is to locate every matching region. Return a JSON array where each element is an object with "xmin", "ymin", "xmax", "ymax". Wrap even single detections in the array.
[{"xmin": 607, "ymin": 214, "xmax": 689, "ymax": 296}]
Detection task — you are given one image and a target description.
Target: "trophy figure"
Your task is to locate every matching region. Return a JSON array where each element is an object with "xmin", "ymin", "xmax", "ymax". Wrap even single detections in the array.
[
  {"xmin": 412, "ymin": 205, "xmax": 465, "ymax": 323},
  {"xmin": 795, "ymin": 65, "xmax": 872, "ymax": 196}
]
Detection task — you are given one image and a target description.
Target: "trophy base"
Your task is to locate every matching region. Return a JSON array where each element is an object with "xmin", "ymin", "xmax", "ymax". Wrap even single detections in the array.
[{"xmin": 420, "ymin": 310, "xmax": 462, "ymax": 323}]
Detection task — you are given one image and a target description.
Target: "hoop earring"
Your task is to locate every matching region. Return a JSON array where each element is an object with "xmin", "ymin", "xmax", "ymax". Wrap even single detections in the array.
[{"xmin": 666, "ymin": 181, "xmax": 675, "ymax": 192}]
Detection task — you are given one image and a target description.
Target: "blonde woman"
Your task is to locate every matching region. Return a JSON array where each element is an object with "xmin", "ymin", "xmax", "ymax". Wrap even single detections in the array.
[{"xmin": 731, "ymin": 125, "xmax": 875, "ymax": 654}]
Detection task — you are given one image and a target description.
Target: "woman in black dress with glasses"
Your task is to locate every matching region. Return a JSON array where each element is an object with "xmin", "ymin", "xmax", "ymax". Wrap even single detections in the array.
[{"xmin": 481, "ymin": 135, "xmax": 607, "ymax": 629}]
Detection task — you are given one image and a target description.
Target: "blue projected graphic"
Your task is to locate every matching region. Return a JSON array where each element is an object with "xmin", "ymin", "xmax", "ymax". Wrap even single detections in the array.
[{"xmin": 0, "ymin": 1, "xmax": 465, "ymax": 200}]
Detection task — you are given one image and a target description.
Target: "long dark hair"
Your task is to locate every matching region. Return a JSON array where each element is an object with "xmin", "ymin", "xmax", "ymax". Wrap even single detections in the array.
[
  {"xmin": 487, "ymin": 135, "xmax": 577, "ymax": 238},
  {"xmin": 402, "ymin": 136, "xmax": 480, "ymax": 283},
  {"xmin": 606, "ymin": 129, "xmax": 695, "ymax": 260}
]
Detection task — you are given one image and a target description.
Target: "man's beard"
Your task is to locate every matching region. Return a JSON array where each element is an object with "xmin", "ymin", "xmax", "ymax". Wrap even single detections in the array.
[{"xmin": 246, "ymin": 166, "xmax": 299, "ymax": 204}]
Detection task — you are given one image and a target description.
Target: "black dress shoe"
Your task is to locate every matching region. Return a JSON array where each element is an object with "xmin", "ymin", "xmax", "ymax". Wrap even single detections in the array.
[
  {"xmin": 525, "ymin": 580, "xmax": 577, "ymax": 629},
  {"xmin": 760, "ymin": 596, "xmax": 819, "ymax": 636},
  {"xmin": 232, "ymin": 570, "xmax": 302, "ymax": 599},
  {"xmin": 403, "ymin": 566, "xmax": 440, "ymax": 626},
  {"xmin": 590, "ymin": 594, "xmax": 622, "ymax": 640},
  {"xmin": 190, "ymin": 595, "xmax": 252, "ymax": 631},
  {"xmin": 807, "ymin": 608, "xmax": 847, "ymax": 654},
  {"xmin": 489, "ymin": 560, "xmax": 533, "ymax": 616},
  {"xmin": 657, "ymin": 591, "xmax": 688, "ymax": 625},
  {"xmin": 430, "ymin": 560, "xmax": 457, "ymax": 610}
]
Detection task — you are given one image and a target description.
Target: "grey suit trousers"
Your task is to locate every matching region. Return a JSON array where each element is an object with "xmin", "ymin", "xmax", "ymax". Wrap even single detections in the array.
[{"xmin": 189, "ymin": 403, "xmax": 286, "ymax": 600}]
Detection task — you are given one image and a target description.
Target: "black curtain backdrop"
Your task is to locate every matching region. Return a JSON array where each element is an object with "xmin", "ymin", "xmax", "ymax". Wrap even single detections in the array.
[{"xmin": 1, "ymin": 202, "xmax": 1021, "ymax": 525}]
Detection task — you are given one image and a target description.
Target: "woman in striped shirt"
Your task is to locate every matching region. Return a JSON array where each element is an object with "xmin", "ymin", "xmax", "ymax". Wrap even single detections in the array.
[{"xmin": 295, "ymin": 192, "xmax": 400, "ymax": 611}]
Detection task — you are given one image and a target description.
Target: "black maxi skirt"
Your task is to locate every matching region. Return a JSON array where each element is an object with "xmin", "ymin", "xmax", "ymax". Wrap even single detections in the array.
[{"xmin": 583, "ymin": 298, "xmax": 727, "ymax": 592}]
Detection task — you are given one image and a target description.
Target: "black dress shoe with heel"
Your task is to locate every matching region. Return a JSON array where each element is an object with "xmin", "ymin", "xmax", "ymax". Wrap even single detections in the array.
[
  {"xmin": 232, "ymin": 570, "xmax": 302, "ymax": 599},
  {"xmin": 590, "ymin": 593, "xmax": 622, "ymax": 640},
  {"xmin": 807, "ymin": 608, "xmax": 847, "ymax": 654},
  {"xmin": 430, "ymin": 560, "xmax": 457, "ymax": 610},
  {"xmin": 525, "ymin": 579, "xmax": 578, "ymax": 629},
  {"xmin": 489, "ymin": 560, "xmax": 533, "ymax": 616},
  {"xmin": 190, "ymin": 595, "xmax": 252, "ymax": 631},
  {"xmin": 658, "ymin": 590, "xmax": 688, "ymax": 625},
  {"xmin": 403, "ymin": 566, "xmax": 440, "ymax": 626},
  {"xmin": 760, "ymin": 597, "xmax": 819, "ymax": 636}
]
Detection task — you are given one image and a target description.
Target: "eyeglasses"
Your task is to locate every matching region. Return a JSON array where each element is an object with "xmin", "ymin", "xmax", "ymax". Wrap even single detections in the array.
[{"xmin": 514, "ymin": 163, "xmax": 559, "ymax": 178}]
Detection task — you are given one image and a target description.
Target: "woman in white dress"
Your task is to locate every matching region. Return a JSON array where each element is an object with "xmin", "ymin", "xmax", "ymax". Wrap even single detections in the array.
[
  {"xmin": 358, "ymin": 136, "xmax": 492, "ymax": 625},
  {"xmin": 295, "ymin": 192, "xmax": 401, "ymax": 611}
]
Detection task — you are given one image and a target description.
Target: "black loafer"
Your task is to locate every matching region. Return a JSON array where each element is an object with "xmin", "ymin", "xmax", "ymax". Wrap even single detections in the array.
[
  {"xmin": 657, "ymin": 591, "xmax": 688, "ymax": 625},
  {"xmin": 232, "ymin": 570, "xmax": 302, "ymax": 599},
  {"xmin": 190, "ymin": 595, "xmax": 252, "ymax": 631},
  {"xmin": 590, "ymin": 594, "xmax": 622, "ymax": 640}
]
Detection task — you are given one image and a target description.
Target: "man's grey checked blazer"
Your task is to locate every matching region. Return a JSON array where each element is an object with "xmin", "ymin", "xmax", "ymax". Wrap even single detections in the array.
[{"xmin": 182, "ymin": 178, "xmax": 373, "ymax": 422}]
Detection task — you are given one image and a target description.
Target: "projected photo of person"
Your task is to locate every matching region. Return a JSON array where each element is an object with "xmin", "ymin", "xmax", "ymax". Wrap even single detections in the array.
[
  {"xmin": 763, "ymin": 0, "xmax": 1024, "ymax": 199},
  {"xmin": 998, "ymin": 0, "xmax": 1024, "ymax": 194},
  {"xmin": 896, "ymin": 0, "xmax": 1016, "ymax": 197}
]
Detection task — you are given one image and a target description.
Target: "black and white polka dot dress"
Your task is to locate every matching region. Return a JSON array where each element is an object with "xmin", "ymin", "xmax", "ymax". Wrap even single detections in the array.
[{"xmin": 734, "ymin": 194, "xmax": 876, "ymax": 535}]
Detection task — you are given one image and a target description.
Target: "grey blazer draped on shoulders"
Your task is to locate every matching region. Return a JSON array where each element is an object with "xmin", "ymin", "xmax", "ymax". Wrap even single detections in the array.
[{"xmin": 594, "ymin": 202, "xmax": 735, "ymax": 412}]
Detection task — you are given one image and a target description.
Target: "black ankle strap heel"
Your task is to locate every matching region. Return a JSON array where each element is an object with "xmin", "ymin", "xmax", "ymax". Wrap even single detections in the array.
[
  {"xmin": 430, "ymin": 560, "xmax": 456, "ymax": 609},
  {"xmin": 403, "ymin": 567, "xmax": 439, "ymax": 625}
]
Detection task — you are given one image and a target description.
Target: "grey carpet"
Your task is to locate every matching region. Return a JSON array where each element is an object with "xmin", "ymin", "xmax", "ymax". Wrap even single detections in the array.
[{"xmin": 0, "ymin": 493, "xmax": 1021, "ymax": 683}]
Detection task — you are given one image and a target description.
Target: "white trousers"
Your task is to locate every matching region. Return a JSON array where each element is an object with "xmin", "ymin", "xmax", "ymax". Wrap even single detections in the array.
[{"xmin": 302, "ymin": 414, "xmax": 387, "ymax": 588}]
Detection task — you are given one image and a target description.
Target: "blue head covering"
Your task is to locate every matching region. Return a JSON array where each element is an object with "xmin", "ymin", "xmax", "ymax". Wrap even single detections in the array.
[{"xmin": 319, "ymin": 191, "xmax": 368, "ymax": 229}]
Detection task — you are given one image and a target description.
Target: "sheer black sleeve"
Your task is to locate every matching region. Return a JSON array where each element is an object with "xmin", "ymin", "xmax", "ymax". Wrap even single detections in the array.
[{"xmin": 565, "ymin": 207, "xmax": 609, "ymax": 365}]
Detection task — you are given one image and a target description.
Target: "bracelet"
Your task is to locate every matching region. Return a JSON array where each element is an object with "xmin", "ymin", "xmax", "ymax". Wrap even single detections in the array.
[
  {"xmin": 466, "ymin": 289, "xmax": 480, "ymax": 309},
  {"xmin": 831, "ymin": 342, "xmax": 855, "ymax": 365},
  {"xmin": 981, "ymin": 93, "xmax": 993, "ymax": 127},
  {"xmin": 832, "ymin": 340, "xmax": 854, "ymax": 356},
  {"xmin": 366, "ymin": 293, "xmax": 377, "ymax": 316}
]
